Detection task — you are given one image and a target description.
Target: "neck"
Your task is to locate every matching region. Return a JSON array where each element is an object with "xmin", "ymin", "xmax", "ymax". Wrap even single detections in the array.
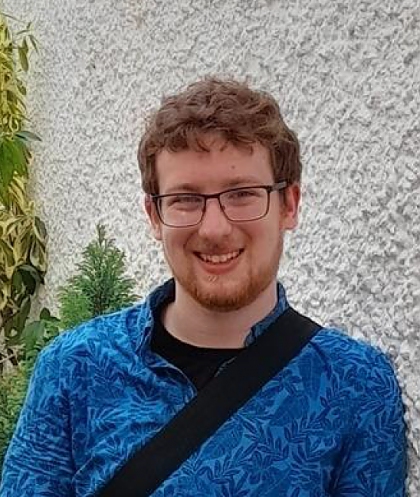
[{"xmin": 162, "ymin": 281, "xmax": 278, "ymax": 348}]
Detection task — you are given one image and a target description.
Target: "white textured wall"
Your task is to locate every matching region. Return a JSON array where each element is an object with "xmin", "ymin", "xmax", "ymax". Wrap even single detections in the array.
[{"xmin": 3, "ymin": 0, "xmax": 420, "ymax": 492}]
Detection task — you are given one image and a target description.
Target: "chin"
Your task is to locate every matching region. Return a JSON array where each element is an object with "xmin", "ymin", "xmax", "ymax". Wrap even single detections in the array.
[
  {"xmin": 195, "ymin": 290, "xmax": 250, "ymax": 312},
  {"xmin": 185, "ymin": 274, "xmax": 273, "ymax": 313}
]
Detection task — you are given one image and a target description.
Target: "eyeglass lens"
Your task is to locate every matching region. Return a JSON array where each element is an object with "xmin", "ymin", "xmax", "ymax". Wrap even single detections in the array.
[{"xmin": 158, "ymin": 187, "xmax": 270, "ymax": 227}]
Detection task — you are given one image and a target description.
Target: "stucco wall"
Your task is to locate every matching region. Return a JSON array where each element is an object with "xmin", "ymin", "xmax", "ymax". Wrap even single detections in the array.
[{"xmin": 2, "ymin": 0, "xmax": 419, "ymax": 492}]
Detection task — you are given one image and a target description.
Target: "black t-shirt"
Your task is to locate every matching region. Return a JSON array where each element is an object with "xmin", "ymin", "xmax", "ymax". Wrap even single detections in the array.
[{"xmin": 151, "ymin": 316, "xmax": 242, "ymax": 391}]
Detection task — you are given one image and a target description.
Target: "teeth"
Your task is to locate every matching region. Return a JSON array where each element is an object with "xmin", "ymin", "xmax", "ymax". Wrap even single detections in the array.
[{"xmin": 199, "ymin": 251, "xmax": 240, "ymax": 264}]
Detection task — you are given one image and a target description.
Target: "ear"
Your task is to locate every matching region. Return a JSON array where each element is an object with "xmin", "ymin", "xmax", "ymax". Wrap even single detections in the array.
[
  {"xmin": 144, "ymin": 195, "xmax": 162, "ymax": 240},
  {"xmin": 280, "ymin": 182, "xmax": 301, "ymax": 230}
]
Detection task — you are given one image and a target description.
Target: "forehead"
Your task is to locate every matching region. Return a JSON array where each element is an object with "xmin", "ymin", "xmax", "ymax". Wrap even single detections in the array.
[{"xmin": 155, "ymin": 139, "xmax": 273, "ymax": 193}]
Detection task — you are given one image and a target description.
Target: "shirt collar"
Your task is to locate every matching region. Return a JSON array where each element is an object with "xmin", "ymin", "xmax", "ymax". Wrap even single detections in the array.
[{"xmin": 135, "ymin": 279, "xmax": 289, "ymax": 353}]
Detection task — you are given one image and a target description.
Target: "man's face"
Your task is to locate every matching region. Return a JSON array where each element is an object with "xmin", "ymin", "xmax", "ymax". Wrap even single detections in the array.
[{"xmin": 146, "ymin": 137, "xmax": 300, "ymax": 312}]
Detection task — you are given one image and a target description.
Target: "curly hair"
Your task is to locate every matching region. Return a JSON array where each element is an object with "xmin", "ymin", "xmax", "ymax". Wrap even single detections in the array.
[{"xmin": 138, "ymin": 78, "xmax": 301, "ymax": 194}]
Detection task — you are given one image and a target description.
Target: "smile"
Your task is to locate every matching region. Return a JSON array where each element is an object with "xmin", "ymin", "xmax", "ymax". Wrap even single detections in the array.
[{"xmin": 196, "ymin": 250, "xmax": 242, "ymax": 264}]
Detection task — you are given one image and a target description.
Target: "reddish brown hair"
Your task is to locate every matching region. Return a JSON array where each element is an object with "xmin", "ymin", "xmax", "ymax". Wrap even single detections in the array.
[{"xmin": 138, "ymin": 78, "xmax": 301, "ymax": 194}]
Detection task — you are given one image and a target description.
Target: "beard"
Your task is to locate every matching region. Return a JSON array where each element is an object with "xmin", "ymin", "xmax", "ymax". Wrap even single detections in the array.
[{"xmin": 163, "ymin": 242, "xmax": 283, "ymax": 312}]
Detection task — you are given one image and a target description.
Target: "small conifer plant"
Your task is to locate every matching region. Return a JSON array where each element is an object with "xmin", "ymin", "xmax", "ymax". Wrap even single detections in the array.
[{"xmin": 59, "ymin": 224, "xmax": 138, "ymax": 329}]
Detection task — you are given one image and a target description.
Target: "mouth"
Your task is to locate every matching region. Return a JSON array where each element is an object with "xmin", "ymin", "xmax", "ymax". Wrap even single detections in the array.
[{"xmin": 194, "ymin": 249, "xmax": 243, "ymax": 265}]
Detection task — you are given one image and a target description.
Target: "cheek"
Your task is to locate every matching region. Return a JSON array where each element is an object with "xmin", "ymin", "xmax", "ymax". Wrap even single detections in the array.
[
  {"xmin": 250, "ymin": 222, "xmax": 282, "ymax": 257},
  {"xmin": 161, "ymin": 231, "xmax": 190, "ymax": 258},
  {"xmin": 252, "ymin": 215, "xmax": 280, "ymax": 241}
]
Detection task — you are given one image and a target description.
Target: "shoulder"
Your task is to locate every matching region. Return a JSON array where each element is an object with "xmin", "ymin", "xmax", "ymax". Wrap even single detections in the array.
[
  {"xmin": 309, "ymin": 328, "xmax": 401, "ymax": 403},
  {"xmin": 312, "ymin": 327, "xmax": 396, "ymax": 371},
  {"xmin": 34, "ymin": 301, "xmax": 150, "ymax": 379}
]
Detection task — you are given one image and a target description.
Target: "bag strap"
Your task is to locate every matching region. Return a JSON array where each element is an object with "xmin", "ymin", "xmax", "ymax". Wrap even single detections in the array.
[{"xmin": 98, "ymin": 307, "xmax": 321, "ymax": 497}]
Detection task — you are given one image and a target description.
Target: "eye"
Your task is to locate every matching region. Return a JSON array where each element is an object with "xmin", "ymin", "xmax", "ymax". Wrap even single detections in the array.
[
  {"xmin": 226, "ymin": 188, "xmax": 261, "ymax": 201},
  {"xmin": 165, "ymin": 195, "xmax": 202, "ymax": 208},
  {"xmin": 234, "ymin": 189, "xmax": 256, "ymax": 198}
]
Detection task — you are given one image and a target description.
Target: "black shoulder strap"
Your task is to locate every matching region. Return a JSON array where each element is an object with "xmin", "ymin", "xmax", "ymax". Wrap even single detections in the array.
[{"xmin": 97, "ymin": 307, "xmax": 321, "ymax": 497}]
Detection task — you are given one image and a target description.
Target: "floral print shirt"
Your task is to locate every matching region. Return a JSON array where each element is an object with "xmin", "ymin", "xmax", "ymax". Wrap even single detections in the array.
[{"xmin": 0, "ymin": 280, "xmax": 406, "ymax": 496}]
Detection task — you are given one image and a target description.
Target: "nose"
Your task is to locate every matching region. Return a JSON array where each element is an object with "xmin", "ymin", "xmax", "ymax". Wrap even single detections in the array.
[{"xmin": 197, "ymin": 198, "xmax": 233, "ymax": 240}]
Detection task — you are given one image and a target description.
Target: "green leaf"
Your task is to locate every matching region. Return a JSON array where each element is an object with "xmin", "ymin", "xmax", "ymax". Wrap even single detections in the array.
[
  {"xmin": 39, "ymin": 307, "xmax": 52, "ymax": 320},
  {"xmin": 0, "ymin": 187, "xmax": 10, "ymax": 207},
  {"xmin": 0, "ymin": 52, "xmax": 13, "ymax": 70},
  {"xmin": 11, "ymin": 269, "xmax": 23, "ymax": 294},
  {"xmin": 11, "ymin": 234, "xmax": 24, "ymax": 264},
  {"xmin": 28, "ymin": 35, "xmax": 38, "ymax": 52},
  {"xmin": 0, "ymin": 138, "xmax": 28, "ymax": 183},
  {"xmin": 13, "ymin": 295, "xmax": 31, "ymax": 334},
  {"xmin": 39, "ymin": 307, "xmax": 60, "ymax": 323},
  {"xmin": 18, "ymin": 47, "xmax": 29, "ymax": 72},
  {"xmin": 0, "ymin": 238, "xmax": 15, "ymax": 273},
  {"xmin": 15, "ymin": 80, "xmax": 27, "ymax": 96},
  {"xmin": 21, "ymin": 320, "xmax": 45, "ymax": 350},
  {"xmin": 0, "ymin": 283, "xmax": 11, "ymax": 313},
  {"xmin": 33, "ymin": 216, "xmax": 47, "ymax": 242},
  {"xmin": 0, "ymin": 216, "xmax": 22, "ymax": 238},
  {"xmin": 18, "ymin": 264, "xmax": 42, "ymax": 294},
  {"xmin": 2, "ymin": 12, "xmax": 20, "ymax": 22},
  {"xmin": 7, "ymin": 88, "xmax": 27, "ymax": 110},
  {"xmin": 29, "ymin": 237, "xmax": 47, "ymax": 272},
  {"xmin": 18, "ymin": 45, "xmax": 29, "ymax": 72},
  {"xmin": 15, "ymin": 130, "xmax": 41, "ymax": 142},
  {"xmin": 0, "ymin": 141, "xmax": 15, "ymax": 190},
  {"xmin": 8, "ymin": 137, "xmax": 28, "ymax": 175}
]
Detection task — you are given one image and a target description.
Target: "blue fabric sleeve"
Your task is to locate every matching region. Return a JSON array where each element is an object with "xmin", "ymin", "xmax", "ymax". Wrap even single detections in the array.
[
  {"xmin": 333, "ymin": 351, "xmax": 407, "ymax": 496},
  {"xmin": 0, "ymin": 342, "xmax": 74, "ymax": 496}
]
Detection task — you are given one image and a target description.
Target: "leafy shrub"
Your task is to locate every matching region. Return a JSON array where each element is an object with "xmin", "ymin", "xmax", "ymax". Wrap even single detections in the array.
[
  {"xmin": 0, "ymin": 361, "xmax": 31, "ymax": 471},
  {"xmin": 0, "ymin": 11, "xmax": 45, "ymax": 371},
  {"xmin": 59, "ymin": 224, "xmax": 138, "ymax": 329}
]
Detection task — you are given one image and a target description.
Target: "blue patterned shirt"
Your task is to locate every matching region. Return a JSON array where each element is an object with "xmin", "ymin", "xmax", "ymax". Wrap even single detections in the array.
[{"xmin": 0, "ymin": 281, "xmax": 406, "ymax": 496}]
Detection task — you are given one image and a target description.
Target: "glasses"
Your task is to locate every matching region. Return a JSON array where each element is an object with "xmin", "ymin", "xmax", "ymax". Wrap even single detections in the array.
[{"xmin": 151, "ymin": 181, "xmax": 288, "ymax": 228}]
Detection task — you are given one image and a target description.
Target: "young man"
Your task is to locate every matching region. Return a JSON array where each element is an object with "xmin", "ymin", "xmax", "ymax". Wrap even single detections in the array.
[{"xmin": 0, "ymin": 79, "xmax": 406, "ymax": 496}]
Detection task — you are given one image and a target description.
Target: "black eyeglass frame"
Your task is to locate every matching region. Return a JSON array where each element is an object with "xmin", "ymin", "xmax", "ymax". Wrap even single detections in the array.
[{"xmin": 151, "ymin": 180, "xmax": 288, "ymax": 228}]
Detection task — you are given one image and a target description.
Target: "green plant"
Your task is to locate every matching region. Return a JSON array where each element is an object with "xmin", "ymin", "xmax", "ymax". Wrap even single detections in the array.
[
  {"xmin": 0, "ymin": 309, "xmax": 59, "ymax": 475},
  {"xmin": 0, "ymin": 176, "xmax": 47, "ymax": 353},
  {"xmin": 59, "ymin": 224, "xmax": 138, "ymax": 329},
  {"xmin": 0, "ymin": 12, "xmax": 39, "ymax": 200},
  {"xmin": 0, "ymin": 11, "xmax": 46, "ymax": 370},
  {"xmin": 0, "ymin": 359, "xmax": 31, "ymax": 471},
  {"xmin": 20, "ymin": 308, "xmax": 61, "ymax": 362}
]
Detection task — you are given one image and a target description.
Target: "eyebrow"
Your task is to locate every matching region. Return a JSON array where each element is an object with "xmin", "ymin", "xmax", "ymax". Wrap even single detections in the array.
[{"xmin": 163, "ymin": 177, "xmax": 266, "ymax": 195}]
